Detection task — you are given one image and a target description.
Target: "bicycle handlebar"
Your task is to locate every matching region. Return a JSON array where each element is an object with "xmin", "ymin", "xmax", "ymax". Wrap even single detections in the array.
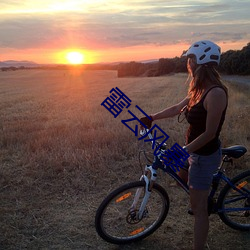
[{"xmin": 139, "ymin": 128, "xmax": 168, "ymax": 156}]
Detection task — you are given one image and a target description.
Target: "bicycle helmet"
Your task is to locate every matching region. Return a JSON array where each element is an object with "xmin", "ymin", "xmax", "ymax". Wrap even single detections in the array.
[{"xmin": 183, "ymin": 40, "xmax": 221, "ymax": 65}]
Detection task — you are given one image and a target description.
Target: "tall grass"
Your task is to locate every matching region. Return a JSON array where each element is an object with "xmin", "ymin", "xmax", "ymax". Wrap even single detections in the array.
[{"xmin": 0, "ymin": 69, "xmax": 249, "ymax": 249}]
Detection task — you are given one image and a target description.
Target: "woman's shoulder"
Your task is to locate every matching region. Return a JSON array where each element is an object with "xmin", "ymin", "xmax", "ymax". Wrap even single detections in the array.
[
  {"xmin": 204, "ymin": 86, "xmax": 227, "ymax": 110},
  {"xmin": 202, "ymin": 85, "xmax": 227, "ymax": 103},
  {"xmin": 206, "ymin": 86, "xmax": 227, "ymax": 98}
]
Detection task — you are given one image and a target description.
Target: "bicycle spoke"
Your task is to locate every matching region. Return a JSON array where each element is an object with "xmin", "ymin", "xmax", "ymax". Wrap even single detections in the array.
[
  {"xmin": 102, "ymin": 189, "xmax": 162, "ymax": 238},
  {"xmin": 96, "ymin": 182, "xmax": 169, "ymax": 243},
  {"xmin": 219, "ymin": 173, "xmax": 250, "ymax": 230}
]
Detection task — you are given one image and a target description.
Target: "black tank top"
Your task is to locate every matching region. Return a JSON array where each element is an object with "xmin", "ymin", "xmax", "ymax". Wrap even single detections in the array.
[{"xmin": 185, "ymin": 86, "xmax": 227, "ymax": 155}]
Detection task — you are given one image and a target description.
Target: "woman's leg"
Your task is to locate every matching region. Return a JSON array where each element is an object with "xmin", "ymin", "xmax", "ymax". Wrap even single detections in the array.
[
  {"xmin": 188, "ymin": 150, "xmax": 221, "ymax": 249},
  {"xmin": 190, "ymin": 188, "xmax": 210, "ymax": 250}
]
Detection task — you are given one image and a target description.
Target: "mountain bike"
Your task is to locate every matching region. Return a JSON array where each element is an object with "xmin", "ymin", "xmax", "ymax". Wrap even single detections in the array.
[{"xmin": 95, "ymin": 129, "xmax": 250, "ymax": 244}]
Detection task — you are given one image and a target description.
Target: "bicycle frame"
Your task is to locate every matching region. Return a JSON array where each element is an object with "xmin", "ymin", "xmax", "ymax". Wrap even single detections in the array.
[
  {"xmin": 134, "ymin": 129, "xmax": 250, "ymax": 218},
  {"xmin": 134, "ymin": 129, "xmax": 189, "ymax": 219},
  {"xmin": 213, "ymin": 170, "xmax": 250, "ymax": 213},
  {"xmin": 134, "ymin": 158, "xmax": 188, "ymax": 220}
]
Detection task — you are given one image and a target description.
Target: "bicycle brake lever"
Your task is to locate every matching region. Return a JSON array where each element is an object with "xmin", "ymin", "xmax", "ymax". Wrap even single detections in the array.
[{"xmin": 139, "ymin": 128, "xmax": 149, "ymax": 136}]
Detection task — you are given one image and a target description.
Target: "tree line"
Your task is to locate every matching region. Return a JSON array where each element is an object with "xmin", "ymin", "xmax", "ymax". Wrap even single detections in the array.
[
  {"xmin": 1, "ymin": 43, "xmax": 249, "ymax": 75},
  {"xmin": 117, "ymin": 43, "xmax": 250, "ymax": 77}
]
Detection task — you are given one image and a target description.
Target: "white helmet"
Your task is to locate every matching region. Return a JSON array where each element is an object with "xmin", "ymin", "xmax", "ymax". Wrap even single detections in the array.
[{"xmin": 183, "ymin": 40, "xmax": 221, "ymax": 65}]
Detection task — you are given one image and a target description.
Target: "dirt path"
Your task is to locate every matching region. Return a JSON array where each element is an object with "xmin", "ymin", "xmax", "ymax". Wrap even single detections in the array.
[{"xmin": 222, "ymin": 75, "xmax": 250, "ymax": 86}]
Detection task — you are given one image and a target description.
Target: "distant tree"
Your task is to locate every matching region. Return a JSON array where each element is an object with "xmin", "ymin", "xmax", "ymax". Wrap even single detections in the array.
[
  {"xmin": 240, "ymin": 43, "xmax": 250, "ymax": 74},
  {"xmin": 172, "ymin": 56, "xmax": 187, "ymax": 73},
  {"xmin": 117, "ymin": 43, "xmax": 250, "ymax": 77},
  {"xmin": 158, "ymin": 58, "xmax": 175, "ymax": 75},
  {"xmin": 117, "ymin": 61, "xmax": 157, "ymax": 77},
  {"xmin": 219, "ymin": 43, "xmax": 250, "ymax": 75}
]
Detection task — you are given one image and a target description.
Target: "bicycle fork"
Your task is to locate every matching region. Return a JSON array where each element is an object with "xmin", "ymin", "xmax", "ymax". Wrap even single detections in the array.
[{"xmin": 130, "ymin": 165, "xmax": 157, "ymax": 220}]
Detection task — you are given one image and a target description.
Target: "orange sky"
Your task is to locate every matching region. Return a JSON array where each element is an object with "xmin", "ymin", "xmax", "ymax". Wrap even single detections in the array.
[
  {"xmin": 2, "ymin": 41, "xmax": 248, "ymax": 65},
  {"xmin": 0, "ymin": 1, "xmax": 249, "ymax": 64}
]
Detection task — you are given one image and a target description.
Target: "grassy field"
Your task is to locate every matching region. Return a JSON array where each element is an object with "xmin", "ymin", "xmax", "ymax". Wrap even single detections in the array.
[{"xmin": 0, "ymin": 69, "xmax": 249, "ymax": 249}]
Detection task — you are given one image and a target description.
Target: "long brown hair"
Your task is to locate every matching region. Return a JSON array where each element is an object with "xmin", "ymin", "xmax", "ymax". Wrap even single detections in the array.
[{"xmin": 187, "ymin": 62, "xmax": 228, "ymax": 107}]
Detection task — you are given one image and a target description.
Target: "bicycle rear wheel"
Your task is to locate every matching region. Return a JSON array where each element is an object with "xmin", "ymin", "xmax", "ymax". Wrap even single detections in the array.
[
  {"xmin": 95, "ymin": 181, "xmax": 169, "ymax": 244},
  {"xmin": 217, "ymin": 170, "xmax": 250, "ymax": 231}
]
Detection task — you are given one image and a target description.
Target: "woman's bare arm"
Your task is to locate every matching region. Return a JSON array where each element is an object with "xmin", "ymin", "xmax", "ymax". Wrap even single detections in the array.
[{"xmin": 151, "ymin": 97, "xmax": 189, "ymax": 120}]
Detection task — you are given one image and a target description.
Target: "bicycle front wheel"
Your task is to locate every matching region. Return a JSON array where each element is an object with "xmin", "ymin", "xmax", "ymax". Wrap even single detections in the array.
[
  {"xmin": 95, "ymin": 181, "xmax": 169, "ymax": 244},
  {"xmin": 217, "ymin": 170, "xmax": 250, "ymax": 231}
]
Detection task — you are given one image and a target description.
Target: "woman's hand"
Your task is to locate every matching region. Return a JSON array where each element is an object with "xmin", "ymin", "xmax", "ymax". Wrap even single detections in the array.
[{"xmin": 140, "ymin": 116, "xmax": 153, "ymax": 129}]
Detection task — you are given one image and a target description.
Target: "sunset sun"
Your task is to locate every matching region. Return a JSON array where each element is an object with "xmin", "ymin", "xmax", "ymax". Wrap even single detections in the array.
[{"xmin": 66, "ymin": 51, "xmax": 85, "ymax": 64}]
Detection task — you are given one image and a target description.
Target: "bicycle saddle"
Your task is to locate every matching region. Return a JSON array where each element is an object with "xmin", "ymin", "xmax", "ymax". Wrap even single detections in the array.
[{"xmin": 222, "ymin": 145, "xmax": 247, "ymax": 158}]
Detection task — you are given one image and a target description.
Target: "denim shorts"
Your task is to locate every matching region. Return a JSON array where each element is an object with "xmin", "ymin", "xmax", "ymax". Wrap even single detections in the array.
[{"xmin": 188, "ymin": 148, "xmax": 222, "ymax": 190}]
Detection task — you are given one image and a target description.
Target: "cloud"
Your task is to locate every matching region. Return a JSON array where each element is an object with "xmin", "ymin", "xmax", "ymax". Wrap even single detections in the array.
[
  {"xmin": 189, "ymin": 3, "xmax": 230, "ymax": 13},
  {"xmin": 191, "ymin": 31, "xmax": 248, "ymax": 42},
  {"xmin": 0, "ymin": 0, "xmax": 249, "ymax": 52},
  {"xmin": 0, "ymin": 0, "xmax": 23, "ymax": 7},
  {"xmin": 0, "ymin": 15, "xmax": 59, "ymax": 48}
]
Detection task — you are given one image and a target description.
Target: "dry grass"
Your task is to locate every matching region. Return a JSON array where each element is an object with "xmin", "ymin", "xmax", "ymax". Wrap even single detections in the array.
[{"xmin": 0, "ymin": 69, "xmax": 249, "ymax": 249}]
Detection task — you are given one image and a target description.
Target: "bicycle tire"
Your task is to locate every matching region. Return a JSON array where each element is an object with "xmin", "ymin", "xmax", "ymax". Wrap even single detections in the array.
[
  {"xmin": 217, "ymin": 170, "xmax": 250, "ymax": 231},
  {"xmin": 95, "ymin": 180, "xmax": 170, "ymax": 244}
]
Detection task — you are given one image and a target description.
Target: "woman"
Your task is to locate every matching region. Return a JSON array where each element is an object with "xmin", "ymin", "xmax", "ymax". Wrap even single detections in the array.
[{"xmin": 141, "ymin": 40, "xmax": 228, "ymax": 250}]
